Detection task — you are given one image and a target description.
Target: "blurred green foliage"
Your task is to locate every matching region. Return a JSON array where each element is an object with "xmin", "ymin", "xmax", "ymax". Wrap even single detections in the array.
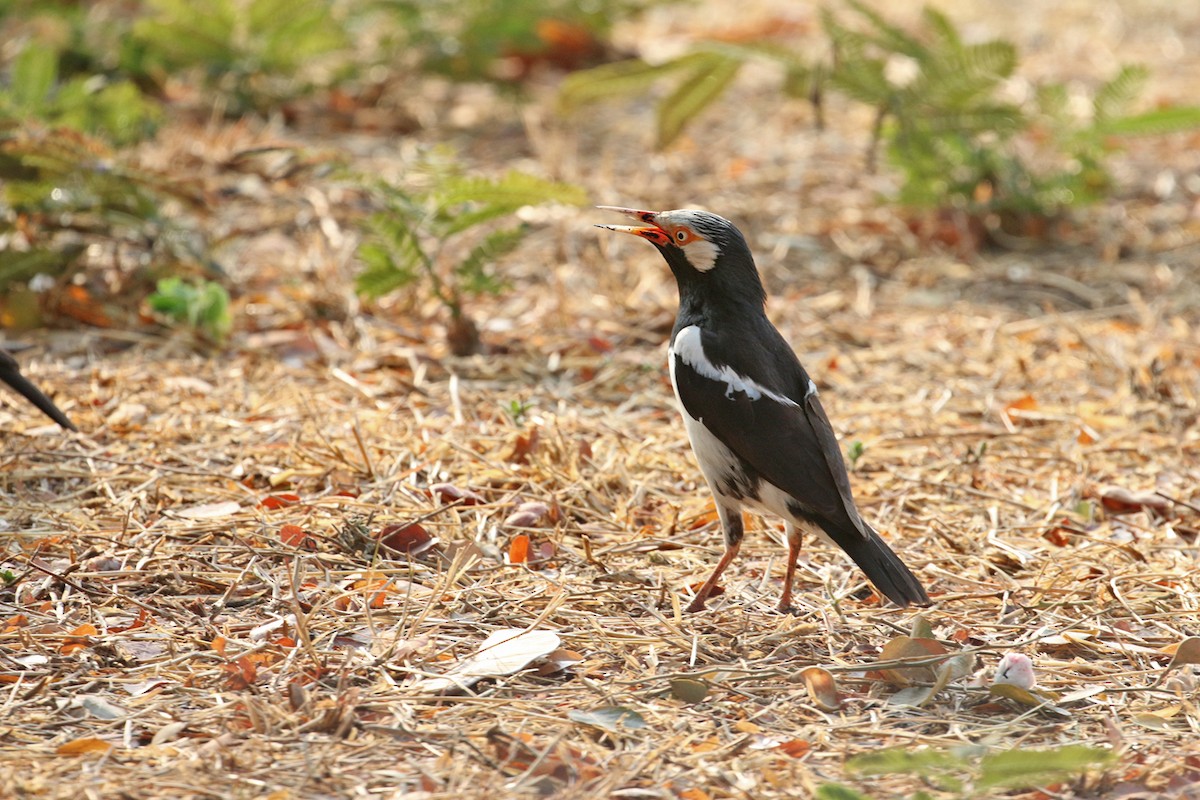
[
  {"xmin": 380, "ymin": 0, "xmax": 634, "ymax": 83},
  {"xmin": 560, "ymin": 1, "xmax": 1200, "ymax": 236},
  {"xmin": 818, "ymin": 743, "xmax": 1115, "ymax": 797},
  {"xmin": 0, "ymin": 30, "xmax": 161, "ymax": 144},
  {"xmin": 356, "ymin": 157, "xmax": 586, "ymax": 354},
  {"xmin": 131, "ymin": 0, "xmax": 350, "ymax": 113},
  {"xmin": 0, "ymin": 125, "xmax": 208, "ymax": 293},
  {"xmin": 147, "ymin": 276, "xmax": 233, "ymax": 343}
]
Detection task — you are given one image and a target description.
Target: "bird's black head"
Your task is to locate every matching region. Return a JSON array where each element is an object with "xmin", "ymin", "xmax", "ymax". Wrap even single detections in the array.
[{"xmin": 596, "ymin": 207, "xmax": 766, "ymax": 310}]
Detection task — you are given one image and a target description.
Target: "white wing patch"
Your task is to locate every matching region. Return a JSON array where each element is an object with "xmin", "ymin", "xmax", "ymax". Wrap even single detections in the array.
[{"xmin": 670, "ymin": 326, "xmax": 798, "ymax": 407}]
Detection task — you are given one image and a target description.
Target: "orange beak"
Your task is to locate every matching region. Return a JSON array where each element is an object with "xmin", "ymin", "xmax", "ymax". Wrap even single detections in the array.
[{"xmin": 595, "ymin": 206, "xmax": 671, "ymax": 247}]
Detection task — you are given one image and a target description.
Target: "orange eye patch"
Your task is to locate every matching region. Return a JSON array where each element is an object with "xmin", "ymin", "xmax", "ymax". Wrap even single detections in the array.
[{"xmin": 669, "ymin": 227, "xmax": 697, "ymax": 245}]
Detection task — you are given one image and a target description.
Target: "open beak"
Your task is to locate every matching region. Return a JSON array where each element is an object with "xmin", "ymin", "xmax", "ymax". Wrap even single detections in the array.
[{"xmin": 595, "ymin": 206, "xmax": 671, "ymax": 247}]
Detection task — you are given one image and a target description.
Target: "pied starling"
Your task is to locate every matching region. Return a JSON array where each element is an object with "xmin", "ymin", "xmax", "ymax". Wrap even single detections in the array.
[
  {"xmin": 0, "ymin": 349, "xmax": 78, "ymax": 431},
  {"xmin": 597, "ymin": 207, "xmax": 929, "ymax": 612}
]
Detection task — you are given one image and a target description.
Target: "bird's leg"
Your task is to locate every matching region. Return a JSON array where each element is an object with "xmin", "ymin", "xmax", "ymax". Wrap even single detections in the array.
[
  {"xmin": 777, "ymin": 522, "xmax": 802, "ymax": 613},
  {"xmin": 685, "ymin": 504, "xmax": 743, "ymax": 612}
]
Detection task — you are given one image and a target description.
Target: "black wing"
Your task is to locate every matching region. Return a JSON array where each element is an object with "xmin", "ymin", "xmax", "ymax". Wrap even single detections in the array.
[
  {"xmin": 671, "ymin": 330, "xmax": 866, "ymax": 538},
  {"xmin": 0, "ymin": 350, "xmax": 78, "ymax": 431}
]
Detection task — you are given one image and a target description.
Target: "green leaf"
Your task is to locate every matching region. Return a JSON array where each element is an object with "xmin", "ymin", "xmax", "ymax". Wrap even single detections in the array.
[
  {"xmin": 976, "ymin": 746, "xmax": 1115, "ymax": 790},
  {"xmin": 10, "ymin": 46, "xmax": 59, "ymax": 113},
  {"xmin": 557, "ymin": 57, "xmax": 699, "ymax": 113},
  {"xmin": 657, "ymin": 52, "xmax": 743, "ymax": 148},
  {"xmin": 147, "ymin": 277, "xmax": 231, "ymax": 343},
  {"xmin": 568, "ymin": 706, "xmax": 647, "ymax": 733},
  {"xmin": 846, "ymin": 746, "xmax": 965, "ymax": 777},
  {"xmin": 815, "ymin": 784, "xmax": 874, "ymax": 800}
]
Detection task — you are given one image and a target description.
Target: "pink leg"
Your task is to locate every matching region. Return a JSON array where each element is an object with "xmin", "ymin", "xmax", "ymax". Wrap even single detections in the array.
[
  {"xmin": 777, "ymin": 523, "xmax": 802, "ymax": 613},
  {"xmin": 686, "ymin": 503, "xmax": 743, "ymax": 612}
]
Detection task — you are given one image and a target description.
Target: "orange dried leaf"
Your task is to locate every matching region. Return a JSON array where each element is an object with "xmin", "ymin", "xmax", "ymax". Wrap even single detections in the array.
[
  {"xmin": 777, "ymin": 739, "xmax": 811, "ymax": 758},
  {"xmin": 260, "ymin": 493, "xmax": 301, "ymax": 510},
  {"xmin": 687, "ymin": 580, "xmax": 724, "ymax": 599},
  {"xmin": 61, "ymin": 624, "xmax": 98, "ymax": 654},
  {"xmin": 508, "ymin": 534, "xmax": 531, "ymax": 564},
  {"xmin": 224, "ymin": 656, "xmax": 258, "ymax": 689},
  {"xmin": 56, "ymin": 737, "xmax": 113, "ymax": 756},
  {"xmin": 279, "ymin": 524, "xmax": 317, "ymax": 550},
  {"xmin": 211, "ymin": 635, "xmax": 227, "ymax": 655}
]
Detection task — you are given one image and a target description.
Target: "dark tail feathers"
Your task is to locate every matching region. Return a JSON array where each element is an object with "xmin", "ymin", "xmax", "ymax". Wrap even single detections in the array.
[
  {"xmin": 831, "ymin": 523, "xmax": 930, "ymax": 607},
  {"xmin": 0, "ymin": 352, "xmax": 78, "ymax": 431}
]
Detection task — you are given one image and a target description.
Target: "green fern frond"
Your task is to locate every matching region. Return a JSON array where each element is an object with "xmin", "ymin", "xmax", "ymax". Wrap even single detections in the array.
[
  {"xmin": 434, "ymin": 171, "xmax": 586, "ymax": 217},
  {"xmin": 844, "ymin": 0, "xmax": 924, "ymax": 57},
  {"xmin": 455, "ymin": 225, "xmax": 527, "ymax": 295},
  {"xmin": 1094, "ymin": 64, "xmax": 1150, "ymax": 122},
  {"xmin": 354, "ymin": 213, "xmax": 428, "ymax": 298}
]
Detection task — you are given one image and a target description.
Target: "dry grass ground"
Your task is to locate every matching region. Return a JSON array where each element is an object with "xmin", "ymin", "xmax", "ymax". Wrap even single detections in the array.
[{"xmin": 3, "ymin": 1, "xmax": 1200, "ymax": 798}]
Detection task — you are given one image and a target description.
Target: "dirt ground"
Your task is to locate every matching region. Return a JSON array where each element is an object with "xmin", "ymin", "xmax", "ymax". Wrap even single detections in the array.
[{"xmin": 2, "ymin": 1, "xmax": 1200, "ymax": 798}]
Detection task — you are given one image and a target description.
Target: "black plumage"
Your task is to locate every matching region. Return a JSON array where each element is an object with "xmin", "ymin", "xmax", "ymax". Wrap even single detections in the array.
[
  {"xmin": 0, "ymin": 349, "xmax": 78, "ymax": 431},
  {"xmin": 598, "ymin": 207, "xmax": 929, "ymax": 612}
]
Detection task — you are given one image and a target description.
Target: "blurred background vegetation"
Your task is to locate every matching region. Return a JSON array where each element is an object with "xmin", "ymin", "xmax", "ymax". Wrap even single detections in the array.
[{"xmin": 1, "ymin": 0, "xmax": 1197, "ymax": 353}]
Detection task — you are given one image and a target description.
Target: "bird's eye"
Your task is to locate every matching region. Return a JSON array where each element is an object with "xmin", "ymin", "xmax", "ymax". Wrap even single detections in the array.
[{"xmin": 676, "ymin": 230, "xmax": 688, "ymax": 242}]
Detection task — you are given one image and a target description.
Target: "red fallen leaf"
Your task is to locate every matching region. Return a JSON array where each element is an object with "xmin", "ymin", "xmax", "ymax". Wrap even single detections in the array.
[
  {"xmin": 508, "ymin": 427, "xmax": 540, "ymax": 464},
  {"xmin": 1099, "ymin": 486, "xmax": 1171, "ymax": 516},
  {"xmin": 430, "ymin": 483, "xmax": 484, "ymax": 506},
  {"xmin": 260, "ymin": 493, "xmax": 301, "ymax": 510},
  {"xmin": 587, "ymin": 335, "xmax": 613, "ymax": 353},
  {"xmin": 777, "ymin": 739, "xmax": 811, "ymax": 758},
  {"xmin": 210, "ymin": 635, "xmax": 227, "ymax": 655},
  {"xmin": 508, "ymin": 534, "xmax": 531, "ymax": 564},
  {"xmin": 578, "ymin": 439, "xmax": 593, "ymax": 460},
  {"xmin": 274, "ymin": 636, "xmax": 297, "ymax": 648},
  {"xmin": 378, "ymin": 522, "xmax": 435, "ymax": 555},
  {"xmin": 1042, "ymin": 519, "xmax": 1074, "ymax": 547},
  {"xmin": 280, "ymin": 524, "xmax": 318, "ymax": 550}
]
